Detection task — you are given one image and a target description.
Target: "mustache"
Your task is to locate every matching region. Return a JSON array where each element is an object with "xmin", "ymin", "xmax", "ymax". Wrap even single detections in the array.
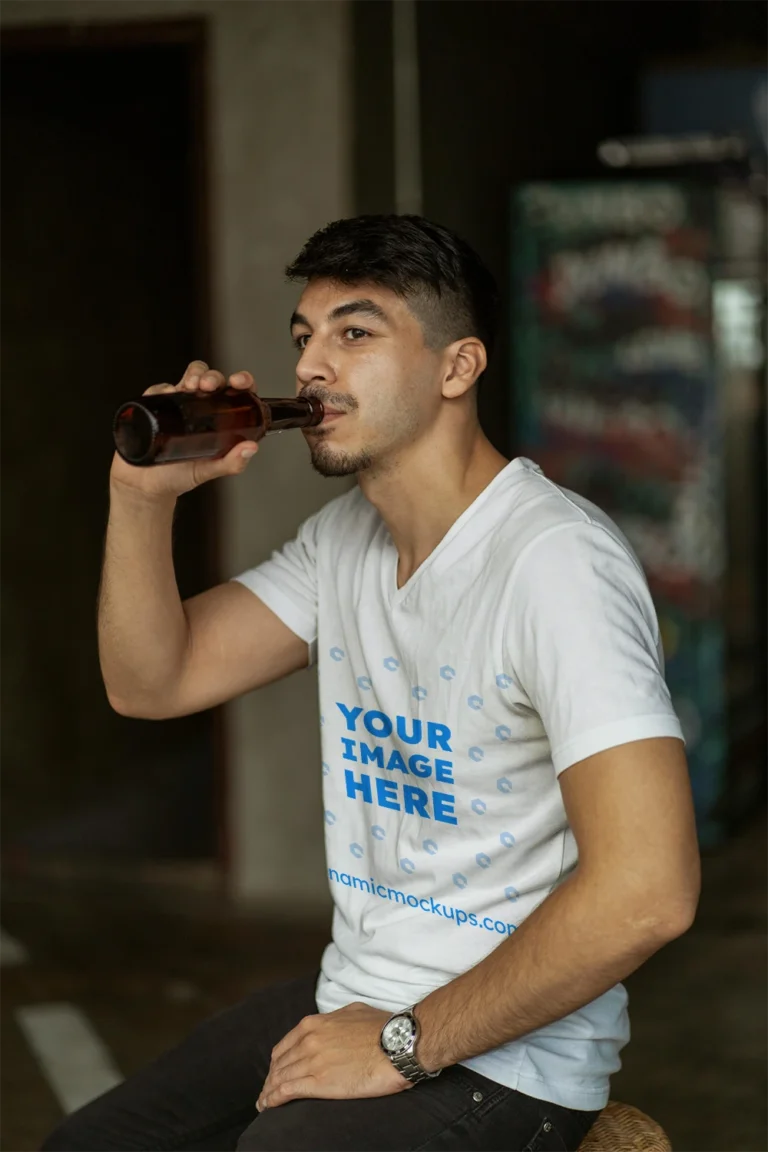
[{"xmin": 299, "ymin": 386, "xmax": 358, "ymax": 413}]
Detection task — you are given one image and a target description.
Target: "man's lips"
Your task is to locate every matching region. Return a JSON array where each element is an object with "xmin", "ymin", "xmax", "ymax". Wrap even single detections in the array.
[{"xmin": 300, "ymin": 397, "xmax": 352, "ymax": 428}]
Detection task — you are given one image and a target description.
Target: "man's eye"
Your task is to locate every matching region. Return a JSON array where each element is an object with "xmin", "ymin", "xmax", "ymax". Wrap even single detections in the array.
[
  {"xmin": 344, "ymin": 328, "xmax": 368, "ymax": 341},
  {"xmin": 294, "ymin": 334, "xmax": 310, "ymax": 351}
]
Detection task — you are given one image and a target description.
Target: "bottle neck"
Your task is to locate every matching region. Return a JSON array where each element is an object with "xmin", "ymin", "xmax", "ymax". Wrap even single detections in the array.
[{"xmin": 264, "ymin": 397, "xmax": 324, "ymax": 432}]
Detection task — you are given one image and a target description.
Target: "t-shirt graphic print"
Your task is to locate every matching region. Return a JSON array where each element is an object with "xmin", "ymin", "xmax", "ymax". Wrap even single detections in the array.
[{"xmin": 233, "ymin": 457, "xmax": 684, "ymax": 1110}]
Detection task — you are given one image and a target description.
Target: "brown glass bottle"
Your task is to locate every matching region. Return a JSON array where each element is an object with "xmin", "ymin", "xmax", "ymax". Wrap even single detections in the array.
[{"xmin": 113, "ymin": 388, "xmax": 324, "ymax": 466}]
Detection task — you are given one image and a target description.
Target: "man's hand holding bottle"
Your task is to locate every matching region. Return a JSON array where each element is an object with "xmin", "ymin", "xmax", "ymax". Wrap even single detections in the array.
[{"xmin": 110, "ymin": 361, "xmax": 261, "ymax": 500}]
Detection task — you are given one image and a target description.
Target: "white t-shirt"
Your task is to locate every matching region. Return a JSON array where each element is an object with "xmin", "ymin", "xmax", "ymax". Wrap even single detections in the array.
[{"xmin": 233, "ymin": 457, "xmax": 684, "ymax": 1111}]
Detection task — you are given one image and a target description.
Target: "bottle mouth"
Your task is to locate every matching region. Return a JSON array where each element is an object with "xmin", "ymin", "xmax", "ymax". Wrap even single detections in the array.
[
  {"xmin": 306, "ymin": 396, "xmax": 325, "ymax": 426},
  {"xmin": 113, "ymin": 402, "xmax": 159, "ymax": 466}
]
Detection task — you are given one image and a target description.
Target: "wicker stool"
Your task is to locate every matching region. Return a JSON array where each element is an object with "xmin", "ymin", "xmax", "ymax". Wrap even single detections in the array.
[{"xmin": 578, "ymin": 1101, "xmax": 672, "ymax": 1151}]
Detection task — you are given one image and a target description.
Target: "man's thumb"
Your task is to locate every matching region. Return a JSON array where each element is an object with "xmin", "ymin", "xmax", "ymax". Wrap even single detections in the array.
[{"xmin": 192, "ymin": 442, "xmax": 258, "ymax": 486}]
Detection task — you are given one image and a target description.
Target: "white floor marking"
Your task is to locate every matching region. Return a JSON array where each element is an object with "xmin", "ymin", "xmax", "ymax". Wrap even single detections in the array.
[
  {"xmin": 15, "ymin": 1003, "xmax": 123, "ymax": 1114},
  {"xmin": 1, "ymin": 927, "xmax": 29, "ymax": 966}
]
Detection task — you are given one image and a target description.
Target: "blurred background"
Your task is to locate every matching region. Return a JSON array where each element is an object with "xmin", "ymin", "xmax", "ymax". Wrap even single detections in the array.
[{"xmin": 1, "ymin": 1, "xmax": 765, "ymax": 1149}]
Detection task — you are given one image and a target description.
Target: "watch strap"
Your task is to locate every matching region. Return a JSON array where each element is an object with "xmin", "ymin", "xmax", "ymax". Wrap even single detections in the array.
[{"xmin": 390, "ymin": 1047, "xmax": 440, "ymax": 1084}]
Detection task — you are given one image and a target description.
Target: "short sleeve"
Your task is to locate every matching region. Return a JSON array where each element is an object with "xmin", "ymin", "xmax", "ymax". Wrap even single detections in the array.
[
  {"xmin": 230, "ymin": 511, "xmax": 320, "ymax": 665},
  {"xmin": 506, "ymin": 522, "xmax": 684, "ymax": 775}
]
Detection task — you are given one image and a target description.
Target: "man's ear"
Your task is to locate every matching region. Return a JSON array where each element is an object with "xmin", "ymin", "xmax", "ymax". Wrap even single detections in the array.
[{"xmin": 442, "ymin": 338, "xmax": 487, "ymax": 399}]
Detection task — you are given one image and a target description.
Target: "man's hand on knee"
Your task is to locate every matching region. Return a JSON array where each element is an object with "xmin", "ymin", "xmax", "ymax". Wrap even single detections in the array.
[{"xmin": 257, "ymin": 1003, "xmax": 409, "ymax": 1112}]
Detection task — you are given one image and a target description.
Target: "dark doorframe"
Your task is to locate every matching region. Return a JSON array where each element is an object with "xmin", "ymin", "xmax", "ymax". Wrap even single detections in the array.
[
  {"xmin": 351, "ymin": 0, "xmax": 396, "ymax": 216},
  {"xmin": 1, "ymin": 16, "xmax": 229, "ymax": 878}
]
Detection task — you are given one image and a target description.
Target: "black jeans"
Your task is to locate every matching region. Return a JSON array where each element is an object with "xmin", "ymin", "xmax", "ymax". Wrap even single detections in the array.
[{"xmin": 41, "ymin": 973, "xmax": 601, "ymax": 1152}]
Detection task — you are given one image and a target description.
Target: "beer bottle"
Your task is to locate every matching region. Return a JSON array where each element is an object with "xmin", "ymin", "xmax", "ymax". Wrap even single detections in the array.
[{"xmin": 113, "ymin": 388, "xmax": 324, "ymax": 466}]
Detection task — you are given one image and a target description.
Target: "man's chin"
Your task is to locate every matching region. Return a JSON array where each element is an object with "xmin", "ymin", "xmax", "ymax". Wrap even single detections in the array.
[{"xmin": 308, "ymin": 441, "xmax": 373, "ymax": 478}]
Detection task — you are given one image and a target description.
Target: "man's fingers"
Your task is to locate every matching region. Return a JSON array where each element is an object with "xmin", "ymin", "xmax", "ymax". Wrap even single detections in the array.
[
  {"xmin": 264, "ymin": 1047, "xmax": 310, "ymax": 1087},
  {"xmin": 260, "ymin": 1042, "xmax": 316, "ymax": 1108},
  {"xmin": 149, "ymin": 362, "xmax": 248, "ymax": 397},
  {"xmin": 269, "ymin": 1036, "xmax": 292, "ymax": 1063},
  {"xmin": 178, "ymin": 360, "xmax": 209, "ymax": 388},
  {"xmin": 190, "ymin": 368, "xmax": 226, "ymax": 391},
  {"xmin": 189, "ymin": 441, "xmax": 257, "ymax": 487},
  {"xmin": 270, "ymin": 1017, "xmax": 313, "ymax": 1062},
  {"xmin": 179, "ymin": 368, "xmax": 223, "ymax": 392},
  {"xmin": 142, "ymin": 383, "xmax": 177, "ymax": 396},
  {"xmin": 229, "ymin": 370, "xmax": 255, "ymax": 390},
  {"xmin": 258, "ymin": 1068, "xmax": 315, "ymax": 1112}
]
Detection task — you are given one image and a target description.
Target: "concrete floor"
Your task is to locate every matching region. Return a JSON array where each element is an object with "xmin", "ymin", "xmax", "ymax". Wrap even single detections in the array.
[{"xmin": 2, "ymin": 812, "xmax": 766, "ymax": 1152}]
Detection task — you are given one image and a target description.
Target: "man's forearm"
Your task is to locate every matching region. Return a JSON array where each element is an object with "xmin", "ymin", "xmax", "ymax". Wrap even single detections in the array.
[
  {"xmin": 414, "ymin": 867, "xmax": 693, "ymax": 1073},
  {"xmin": 98, "ymin": 483, "xmax": 188, "ymax": 713}
]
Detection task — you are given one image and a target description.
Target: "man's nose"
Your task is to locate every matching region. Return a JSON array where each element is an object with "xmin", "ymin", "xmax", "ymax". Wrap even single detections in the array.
[{"xmin": 296, "ymin": 341, "xmax": 336, "ymax": 387}]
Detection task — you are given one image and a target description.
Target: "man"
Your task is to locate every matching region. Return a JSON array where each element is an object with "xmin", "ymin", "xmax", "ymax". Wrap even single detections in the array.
[{"xmin": 45, "ymin": 215, "xmax": 700, "ymax": 1152}]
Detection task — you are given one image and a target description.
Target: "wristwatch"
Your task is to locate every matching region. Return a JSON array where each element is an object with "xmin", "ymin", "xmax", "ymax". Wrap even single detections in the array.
[{"xmin": 379, "ymin": 1006, "xmax": 441, "ymax": 1085}]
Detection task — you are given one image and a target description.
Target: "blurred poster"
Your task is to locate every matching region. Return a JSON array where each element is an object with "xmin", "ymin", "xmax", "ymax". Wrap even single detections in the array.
[{"xmin": 511, "ymin": 181, "xmax": 727, "ymax": 844}]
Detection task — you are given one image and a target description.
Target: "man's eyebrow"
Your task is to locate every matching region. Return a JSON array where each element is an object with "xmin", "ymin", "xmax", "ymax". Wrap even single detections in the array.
[
  {"xmin": 289, "ymin": 299, "xmax": 390, "ymax": 331},
  {"xmin": 290, "ymin": 311, "xmax": 310, "ymax": 331},
  {"xmin": 328, "ymin": 299, "xmax": 390, "ymax": 324}
]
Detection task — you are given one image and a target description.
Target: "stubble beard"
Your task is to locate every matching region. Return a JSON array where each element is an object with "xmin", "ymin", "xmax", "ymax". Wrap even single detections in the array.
[{"xmin": 307, "ymin": 433, "xmax": 374, "ymax": 478}]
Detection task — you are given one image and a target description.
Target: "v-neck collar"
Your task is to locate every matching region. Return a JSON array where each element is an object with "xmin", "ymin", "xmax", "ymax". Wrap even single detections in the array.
[{"xmin": 384, "ymin": 458, "xmax": 529, "ymax": 605}]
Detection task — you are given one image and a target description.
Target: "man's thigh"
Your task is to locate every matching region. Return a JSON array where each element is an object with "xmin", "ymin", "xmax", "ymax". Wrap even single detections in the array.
[
  {"xmin": 42, "ymin": 973, "xmax": 319, "ymax": 1151},
  {"xmin": 236, "ymin": 1067, "xmax": 597, "ymax": 1152}
]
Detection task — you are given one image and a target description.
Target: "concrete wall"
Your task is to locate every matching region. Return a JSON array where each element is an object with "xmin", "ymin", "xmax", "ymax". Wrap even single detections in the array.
[{"xmin": 2, "ymin": 0, "xmax": 353, "ymax": 913}]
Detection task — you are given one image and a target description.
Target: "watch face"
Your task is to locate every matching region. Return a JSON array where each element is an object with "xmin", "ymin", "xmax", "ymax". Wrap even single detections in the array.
[{"xmin": 382, "ymin": 1015, "xmax": 416, "ymax": 1054}]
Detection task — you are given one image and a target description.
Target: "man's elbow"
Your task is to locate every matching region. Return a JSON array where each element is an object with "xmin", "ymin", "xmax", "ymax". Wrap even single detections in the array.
[
  {"xmin": 640, "ymin": 872, "xmax": 701, "ymax": 944},
  {"xmin": 656, "ymin": 890, "xmax": 699, "ymax": 941},
  {"xmin": 106, "ymin": 690, "xmax": 175, "ymax": 720}
]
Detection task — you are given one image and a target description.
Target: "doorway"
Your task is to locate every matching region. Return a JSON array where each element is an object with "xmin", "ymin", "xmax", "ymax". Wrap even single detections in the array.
[{"xmin": 1, "ymin": 20, "xmax": 224, "ymax": 864}]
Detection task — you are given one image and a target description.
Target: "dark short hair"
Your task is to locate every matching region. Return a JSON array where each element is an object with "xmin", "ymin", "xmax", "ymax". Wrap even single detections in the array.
[{"xmin": 285, "ymin": 214, "xmax": 499, "ymax": 373}]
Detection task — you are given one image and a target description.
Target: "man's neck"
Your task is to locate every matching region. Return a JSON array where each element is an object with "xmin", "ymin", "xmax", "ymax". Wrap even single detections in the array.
[{"xmin": 358, "ymin": 427, "xmax": 509, "ymax": 589}]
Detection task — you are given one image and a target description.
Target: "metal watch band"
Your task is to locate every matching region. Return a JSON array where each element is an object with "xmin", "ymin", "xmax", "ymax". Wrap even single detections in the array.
[{"xmin": 390, "ymin": 1048, "xmax": 441, "ymax": 1084}]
